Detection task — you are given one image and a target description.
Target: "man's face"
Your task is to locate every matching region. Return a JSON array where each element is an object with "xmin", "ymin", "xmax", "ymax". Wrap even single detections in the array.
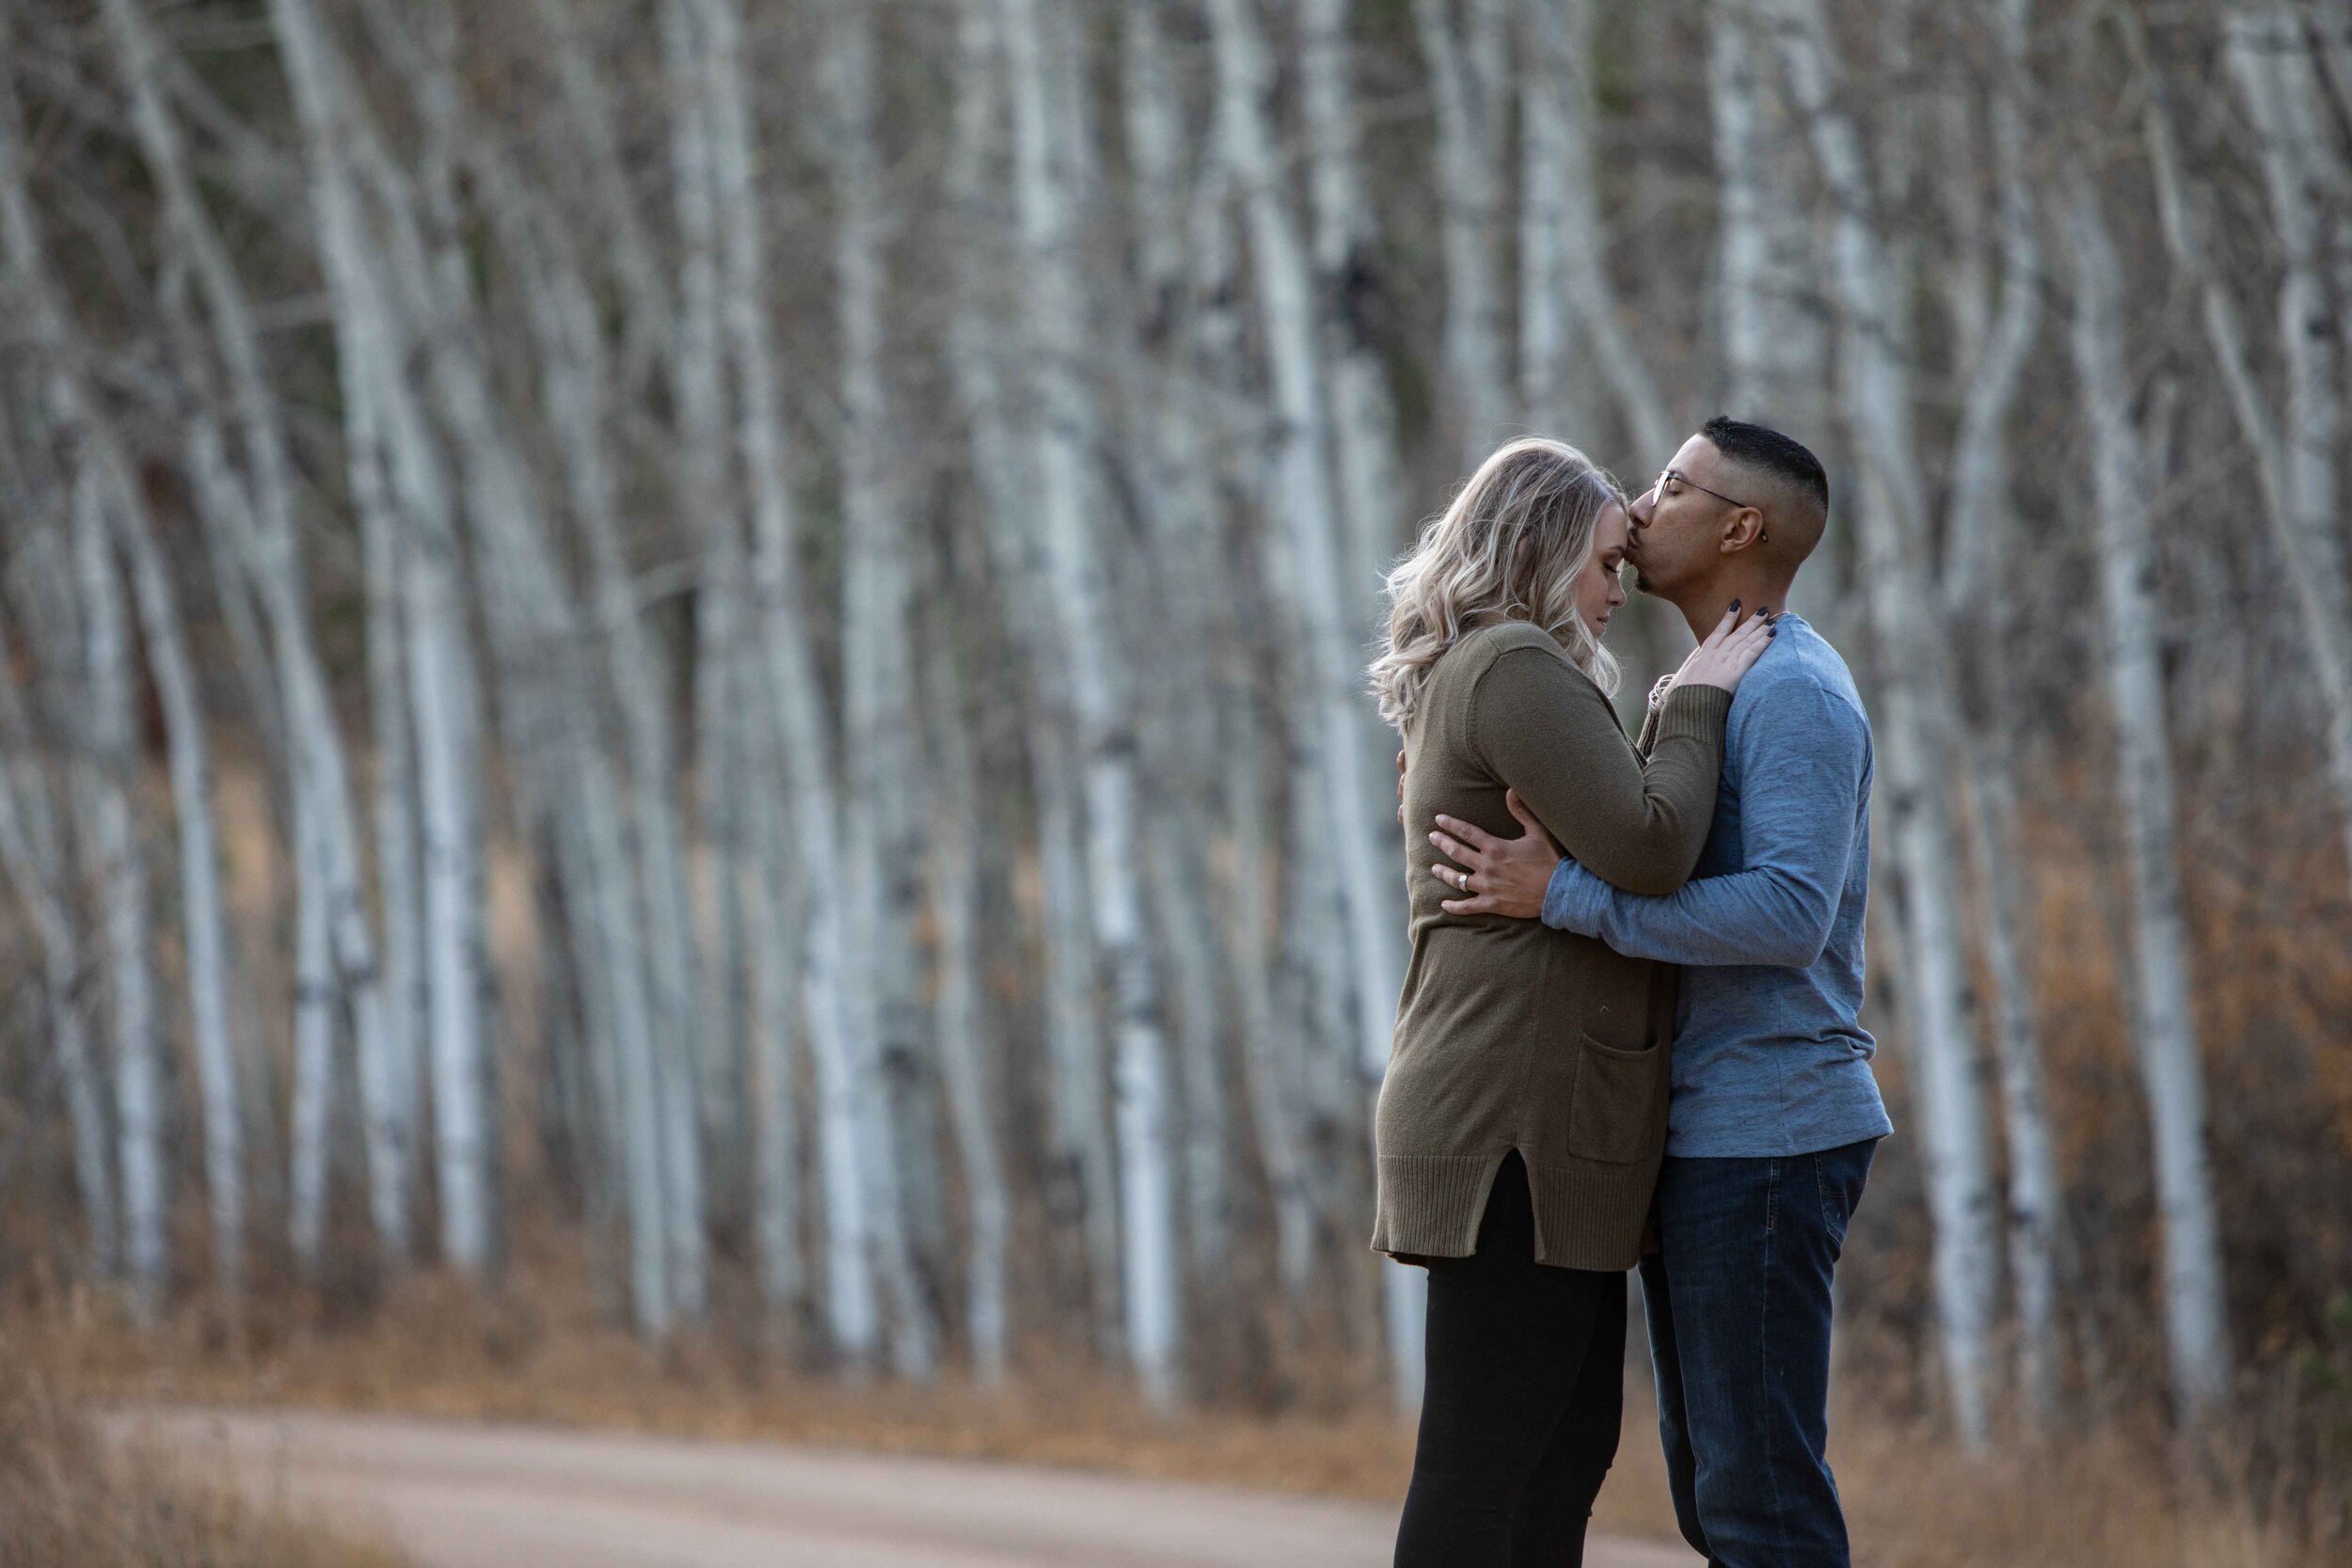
[{"xmin": 1626, "ymin": 435, "xmax": 1742, "ymax": 600}]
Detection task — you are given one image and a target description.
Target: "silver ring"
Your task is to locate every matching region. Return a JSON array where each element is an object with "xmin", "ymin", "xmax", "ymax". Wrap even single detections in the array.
[{"xmin": 1457, "ymin": 870, "xmax": 1470, "ymax": 890}]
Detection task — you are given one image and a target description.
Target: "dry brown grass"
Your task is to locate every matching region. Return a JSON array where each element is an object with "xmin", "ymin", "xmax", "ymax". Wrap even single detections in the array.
[
  {"xmin": 24, "ymin": 1270, "xmax": 2346, "ymax": 1568},
  {"xmin": 0, "ymin": 1347, "xmax": 407, "ymax": 1568}
]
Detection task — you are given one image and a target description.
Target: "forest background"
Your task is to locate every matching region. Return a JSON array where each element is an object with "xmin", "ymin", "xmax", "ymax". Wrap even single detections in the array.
[{"xmin": 0, "ymin": 0, "xmax": 2348, "ymax": 1562}]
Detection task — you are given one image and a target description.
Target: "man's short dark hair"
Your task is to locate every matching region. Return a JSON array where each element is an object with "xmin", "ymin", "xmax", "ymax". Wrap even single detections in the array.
[{"xmin": 1700, "ymin": 417, "xmax": 1829, "ymax": 519}]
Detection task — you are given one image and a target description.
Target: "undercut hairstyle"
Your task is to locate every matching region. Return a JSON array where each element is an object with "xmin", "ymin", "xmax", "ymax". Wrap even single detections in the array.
[{"xmin": 1700, "ymin": 417, "xmax": 1829, "ymax": 560}]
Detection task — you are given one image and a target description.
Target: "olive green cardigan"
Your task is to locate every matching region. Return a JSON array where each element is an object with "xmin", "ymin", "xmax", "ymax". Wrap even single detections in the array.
[{"xmin": 1372, "ymin": 621, "xmax": 1731, "ymax": 1272}]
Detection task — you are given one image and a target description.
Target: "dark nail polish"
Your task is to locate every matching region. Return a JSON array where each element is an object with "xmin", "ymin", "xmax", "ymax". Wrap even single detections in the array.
[
  {"xmin": 1729, "ymin": 598, "xmax": 1741, "ymax": 614},
  {"xmin": 1758, "ymin": 606, "xmax": 1772, "ymax": 617}
]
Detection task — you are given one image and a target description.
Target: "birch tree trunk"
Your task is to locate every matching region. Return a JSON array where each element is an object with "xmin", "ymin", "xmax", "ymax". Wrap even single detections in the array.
[
  {"xmin": 267, "ymin": 0, "xmax": 493, "ymax": 1275},
  {"xmin": 1003, "ymin": 0, "xmax": 1184, "ymax": 1407},
  {"xmin": 286, "ymin": 784, "xmax": 335, "ymax": 1276},
  {"xmin": 1529, "ymin": 0, "xmax": 1676, "ymax": 463},
  {"xmin": 666, "ymin": 1, "xmax": 739, "ymax": 1280},
  {"xmin": 923, "ymin": 597, "xmax": 1012, "ymax": 1385},
  {"xmin": 109, "ymin": 0, "xmax": 406, "ymax": 1276},
  {"xmin": 525, "ymin": 0, "xmax": 674, "ymax": 386},
  {"xmin": 1184, "ymin": 136, "xmax": 1315, "ymax": 1321},
  {"xmin": 1410, "ymin": 0, "xmax": 1512, "ymax": 456},
  {"xmin": 745, "ymin": 722, "xmax": 805, "ymax": 1324},
  {"xmin": 2228, "ymin": 12, "xmax": 2352, "ymax": 888},
  {"xmin": 693, "ymin": 0, "xmax": 916, "ymax": 1374},
  {"xmin": 1298, "ymin": 0, "xmax": 1409, "ymax": 591},
  {"xmin": 1120, "ymin": 0, "xmax": 1239, "ymax": 1307},
  {"xmin": 1936, "ymin": 0, "xmax": 2061, "ymax": 1422},
  {"xmin": 1768, "ymin": 0, "xmax": 1998, "ymax": 1449},
  {"xmin": 944, "ymin": 0, "xmax": 1122, "ymax": 1364},
  {"xmin": 473, "ymin": 137, "xmax": 701, "ymax": 1335},
  {"xmin": 0, "ymin": 594, "xmax": 119, "ymax": 1281},
  {"xmin": 104, "ymin": 0, "xmax": 399, "ymax": 1285},
  {"xmin": 1515, "ymin": 2, "xmax": 1591, "ymax": 440},
  {"xmin": 353, "ymin": 0, "xmax": 707, "ymax": 1291},
  {"xmin": 1224, "ymin": 688, "xmax": 1315, "ymax": 1312},
  {"xmin": 2062, "ymin": 176, "xmax": 2233, "ymax": 1416},
  {"xmin": 1963, "ymin": 727, "xmax": 2062, "ymax": 1423},
  {"xmin": 0, "ymin": 78, "xmax": 161, "ymax": 1316},
  {"xmin": 827, "ymin": 1, "xmax": 950, "ymax": 1327},
  {"xmin": 75, "ymin": 472, "xmax": 167, "ymax": 1324},
  {"xmin": 0, "ymin": 55, "xmax": 234, "ymax": 1306},
  {"xmin": 355, "ymin": 366, "xmax": 425, "ymax": 1243},
  {"xmin": 2140, "ymin": 11, "xmax": 2352, "ymax": 889},
  {"xmin": 1708, "ymin": 0, "xmax": 1828, "ymax": 431},
  {"xmin": 115, "ymin": 492, "xmax": 244, "ymax": 1309},
  {"xmin": 1208, "ymin": 0, "xmax": 1423, "ymax": 1406}
]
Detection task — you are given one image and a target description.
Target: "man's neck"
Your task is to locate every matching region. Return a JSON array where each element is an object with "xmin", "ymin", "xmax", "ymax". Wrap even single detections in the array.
[{"xmin": 1676, "ymin": 573, "xmax": 1798, "ymax": 641}]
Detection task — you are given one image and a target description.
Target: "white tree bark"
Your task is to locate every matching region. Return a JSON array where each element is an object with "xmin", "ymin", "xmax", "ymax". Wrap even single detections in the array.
[
  {"xmin": 0, "ymin": 620, "xmax": 119, "ymax": 1282},
  {"xmin": 2140, "ymin": 12, "xmax": 2352, "ymax": 889},
  {"xmin": 0, "ymin": 61, "xmax": 237, "ymax": 1305},
  {"xmin": 115, "ymin": 489, "xmax": 245, "ymax": 1309},
  {"xmin": 1223, "ymin": 689, "xmax": 1315, "ymax": 1310},
  {"xmin": 943, "ymin": 0, "xmax": 1122, "ymax": 1364},
  {"xmin": 113, "ymin": 0, "xmax": 404, "ymax": 1277},
  {"xmin": 1708, "ymin": 0, "xmax": 1828, "ymax": 431},
  {"xmin": 1962, "ymin": 732, "xmax": 2061, "ymax": 1423},
  {"xmin": 745, "ymin": 724, "xmax": 805, "ymax": 1323},
  {"xmin": 692, "ymin": 0, "xmax": 918, "ymax": 1374},
  {"xmin": 1208, "ymin": 0, "xmax": 1423, "ymax": 1407},
  {"xmin": 663, "ymin": 0, "xmax": 736, "ymax": 1293},
  {"xmin": 1120, "ymin": 0, "xmax": 1240, "ymax": 1307},
  {"xmin": 826, "ymin": 0, "xmax": 950, "ymax": 1328},
  {"xmin": 1767, "ymin": 0, "xmax": 1998, "ymax": 1449},
  {"xmin": 1529, "ymin": 0, "xmax": 1676, "ymax": 463},
  {"xmin": 352, "ymin": 359, "xmax": 425, "ymax": 1249},
  {"xmin": 0, "ymin": 77, "xmax": 163, "ymax": 1317},
  {"xmin": 2062, "ymin": 175, "xmax": 2233, "ymax": 1416},
  {"xmin": 74, "ymin": 472, "xmax": 167, "ymax": 1324},
  {"xmin": 1003, "ymin": 0, "xmax": 1184, "ymax": 1407},
  {"xmin": 1932, "ymin": 0, "xmax": 2060, "ymax": 1421},
  {"xmin": 1515, "ymin": 4, "xmax": 1589, "ymax": 440},
  {"xmin": 525, "ymin": 0, "xmax": 673, "ymax": 385},
  {"xmin": 1410, "ymin": 0, "xmax": 1512, "ymax": 456},
  {"xmin": 2227, "ymin": 13, "xmax": 2352, "ymax": 886},
  {"xmin": 474, "ymin": 138, "xmax": 702, "ymax": 1338},
  {"xmin": 1298, "ymin": 0, "xmax": 1410, "ymax": 591},
  {"xmin": 267, "ymin": 0, "xmax": 494, "ymax": 1275},
  {"xmin": 922, "ymin": 607, "xmax": 1013, "ymax": 1386},
  {"xmin": 1939, "ymin": 0, "xmax": 2044, "ymax": 613},
  {"xmin": 286, "ymin": 784, "xmax": 335, "ymax": 1277}
]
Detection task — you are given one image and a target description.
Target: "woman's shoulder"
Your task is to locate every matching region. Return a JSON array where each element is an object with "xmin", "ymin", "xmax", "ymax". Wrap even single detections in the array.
[
  {"xmin": 1444, "ymin": 618, "xmax": 1566, "ymax": 673},
  {"xmin": 1421, "ymin": 621, "xmax": 1592, "ymax": 724}
]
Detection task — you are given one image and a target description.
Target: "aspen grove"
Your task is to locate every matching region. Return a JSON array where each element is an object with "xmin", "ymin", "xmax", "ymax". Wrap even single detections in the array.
[{"xmin": 0, "ymin": 0, "xmax": 2348, "ymax": 1461}]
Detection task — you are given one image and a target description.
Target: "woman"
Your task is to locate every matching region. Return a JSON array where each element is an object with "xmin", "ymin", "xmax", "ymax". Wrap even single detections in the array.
[{"xmin": 1368, "ymin": 437, "xmax": 1772, "ymax": 1565}]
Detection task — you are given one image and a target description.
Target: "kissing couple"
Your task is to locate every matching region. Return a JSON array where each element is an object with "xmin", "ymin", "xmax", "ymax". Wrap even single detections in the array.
[{"xmin": 1373, "ymin": 419, "xmax": 1894, "ymax": 1567}]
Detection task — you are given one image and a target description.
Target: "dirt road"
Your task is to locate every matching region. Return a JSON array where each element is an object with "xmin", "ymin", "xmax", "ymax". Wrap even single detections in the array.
[{"xmin": 130, "ymin": 1406, "xmax": 1700, "ymax": 1567}]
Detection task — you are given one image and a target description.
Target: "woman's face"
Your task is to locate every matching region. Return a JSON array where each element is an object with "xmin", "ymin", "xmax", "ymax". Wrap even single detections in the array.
[{"xmin": 1570, "ymin": 501, "xmax": 1630, "ymax": 640}]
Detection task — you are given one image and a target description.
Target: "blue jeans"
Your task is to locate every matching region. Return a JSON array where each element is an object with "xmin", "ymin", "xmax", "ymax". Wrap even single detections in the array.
[{"xmin": 1637, "ymin": 1139, "xmax": 1877, "ymax": 1568}]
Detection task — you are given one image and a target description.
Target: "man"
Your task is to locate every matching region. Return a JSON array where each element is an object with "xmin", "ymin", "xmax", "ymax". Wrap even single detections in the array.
[{"xmin": 1422, "ymin": 418, "xmax": 1892, "ymax": 1567}]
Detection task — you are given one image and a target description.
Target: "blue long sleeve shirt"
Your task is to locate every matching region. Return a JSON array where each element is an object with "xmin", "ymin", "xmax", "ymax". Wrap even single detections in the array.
[{"xmin": 1542, "ymin": 615, "xmax": 1894, "ymax": 1158}]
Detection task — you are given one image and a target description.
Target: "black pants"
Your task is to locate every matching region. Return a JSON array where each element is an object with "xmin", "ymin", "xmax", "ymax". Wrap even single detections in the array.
[{"xmin": 1393, "ymin": 1151, "xmax": 1627, "ymax": 1567}]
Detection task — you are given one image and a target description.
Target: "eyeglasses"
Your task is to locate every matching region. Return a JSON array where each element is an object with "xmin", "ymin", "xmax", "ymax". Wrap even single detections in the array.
[{"xmin": 1648, "ymin": 468, "xmax": 1769, "ymax": 545}]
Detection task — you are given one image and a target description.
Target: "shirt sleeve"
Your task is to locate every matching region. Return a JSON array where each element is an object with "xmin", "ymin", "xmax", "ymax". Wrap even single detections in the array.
[
  {"xmin": 1470, "ymin": 646, "xmax": 1731, "ymax": 898},
  {"xmin": 1542, "ymin": 679, "xmax": 1869, "ymax": 968}
]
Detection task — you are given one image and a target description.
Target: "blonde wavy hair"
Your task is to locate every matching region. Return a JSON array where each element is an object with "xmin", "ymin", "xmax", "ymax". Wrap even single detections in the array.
[{"xmin": 1370, "ymin": 436, "xmax": 1626, "ymax": 731}]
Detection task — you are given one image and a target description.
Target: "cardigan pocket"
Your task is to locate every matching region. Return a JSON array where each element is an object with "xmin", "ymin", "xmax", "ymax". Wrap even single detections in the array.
[{"xmin": 1565, "ymin": 1033, "xmax": 1663, "ymax": 1164}]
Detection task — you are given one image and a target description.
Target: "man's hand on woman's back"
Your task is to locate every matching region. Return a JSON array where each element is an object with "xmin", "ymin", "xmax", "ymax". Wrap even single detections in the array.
[{"xmin": 1425, "ymin": 790, "xmax": 1562, "ymax": 919}]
